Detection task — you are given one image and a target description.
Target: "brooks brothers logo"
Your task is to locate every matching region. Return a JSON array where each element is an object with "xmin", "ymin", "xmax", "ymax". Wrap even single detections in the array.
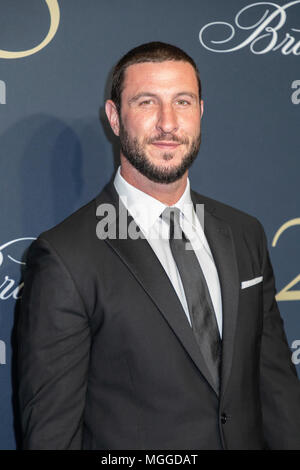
[
  {"xmin": 0, "ymin": 237, "xmax": 35, "ymax": 365},
  {"xmin": 199, "ymin": 1, "xmax": 300, "ymax": 55},
  {"xmin": 0, "ymin": 237, "xmax": 35, "ymax": 301},
  {"xmin": 0, "ymin": 0, "xmax": 60, "ymax": 59}
]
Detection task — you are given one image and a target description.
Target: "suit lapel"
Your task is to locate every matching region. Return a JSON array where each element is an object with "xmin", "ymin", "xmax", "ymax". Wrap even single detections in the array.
[
  {"xmin": 191, "ymin": 191, "xmax": 240, "ymax": 397},
  {"xmin": 95, "ymin": 181, "xmax": 220, "ymax": 396}
]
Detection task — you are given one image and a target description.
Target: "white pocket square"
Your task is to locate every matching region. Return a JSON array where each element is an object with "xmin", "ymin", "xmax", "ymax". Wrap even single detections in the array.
[{"xmin": 241, "ymin": 276, "xmax": 263, "ymax": 289}]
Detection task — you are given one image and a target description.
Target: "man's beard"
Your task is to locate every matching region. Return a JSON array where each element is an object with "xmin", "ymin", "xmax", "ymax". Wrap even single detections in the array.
[{"xmin": 118, "ymin": 119, "xmax": 201, "ymax": 184}]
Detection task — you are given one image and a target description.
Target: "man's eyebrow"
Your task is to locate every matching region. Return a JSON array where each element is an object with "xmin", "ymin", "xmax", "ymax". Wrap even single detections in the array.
[
  {"xmin": 128, "ymin": 91, "xmax": 198, "ymax": 104},
  {"xmin": 174, "ymin": 92, "xmax": 198, "ymax": 100},
  {"xmin": 128, "ymin": 92, "xmax": 158, "ymax": 104}
]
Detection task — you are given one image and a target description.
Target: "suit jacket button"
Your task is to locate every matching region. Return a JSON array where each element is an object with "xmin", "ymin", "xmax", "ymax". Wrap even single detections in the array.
[{"xmin": 221, "ymin": 413, "xmax": 227, "ymax": 424}]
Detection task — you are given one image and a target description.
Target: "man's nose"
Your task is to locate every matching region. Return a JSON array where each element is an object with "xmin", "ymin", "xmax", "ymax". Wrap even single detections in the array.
[{"xmin": 156, "ymin": 103, "xmax": 178, "ymax": 135}]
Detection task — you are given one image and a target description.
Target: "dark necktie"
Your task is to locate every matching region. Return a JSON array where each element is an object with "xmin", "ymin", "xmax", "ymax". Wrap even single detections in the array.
[{"xmin": 161, "ymin": 206, "xmax": 222, "ymax": 392}]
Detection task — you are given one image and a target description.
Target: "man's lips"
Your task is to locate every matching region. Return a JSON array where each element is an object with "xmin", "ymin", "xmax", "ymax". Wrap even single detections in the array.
[{"xmin": 151, "ymin": 141, "xmax": 181, "ymax": 149}]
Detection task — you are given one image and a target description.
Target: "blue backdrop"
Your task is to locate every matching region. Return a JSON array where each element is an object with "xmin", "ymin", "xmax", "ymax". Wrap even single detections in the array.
[{"xmin": 0, "ymin": 0, "xmax": 299, "ymax": 449}]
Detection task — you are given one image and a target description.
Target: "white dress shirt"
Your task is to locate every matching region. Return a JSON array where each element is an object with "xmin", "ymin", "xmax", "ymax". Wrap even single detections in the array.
[{"xmin": 113, "ymin": 166, "xmax": 223, "ymax": 338}]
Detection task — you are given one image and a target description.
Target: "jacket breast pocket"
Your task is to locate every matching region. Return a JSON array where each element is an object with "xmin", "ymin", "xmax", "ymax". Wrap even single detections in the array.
[
  {"xmin": 241, "ymin": 275, "xmax": 263, "ymax": 290},
  {"xmin": 239, "ymin": 277, "xmax": 264, "ymax": 335}
]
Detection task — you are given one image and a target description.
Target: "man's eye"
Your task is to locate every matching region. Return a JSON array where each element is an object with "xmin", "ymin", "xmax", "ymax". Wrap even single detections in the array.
[
  {"xmin": 176, "ymin": 100, "xmax": 190, "ymax": 106},
  {"xmin": 139, "ymin": 100, "xmax": 154, "ymax": 106}
]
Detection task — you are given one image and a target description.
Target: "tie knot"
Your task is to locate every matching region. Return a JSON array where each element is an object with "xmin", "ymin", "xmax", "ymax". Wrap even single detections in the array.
[{"xmin": 160, "ymin": 207, "xmax": 182, "ymax": 239}]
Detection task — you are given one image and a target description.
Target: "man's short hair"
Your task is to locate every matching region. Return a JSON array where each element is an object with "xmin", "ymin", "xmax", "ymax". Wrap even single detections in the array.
[{"xmin": 110, "ymin": 41, "xmax": 202, "ymax": 114}]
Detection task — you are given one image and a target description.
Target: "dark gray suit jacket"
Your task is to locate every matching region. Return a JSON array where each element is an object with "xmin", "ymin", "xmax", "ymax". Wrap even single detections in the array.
[{"xmin": 17, "ymin": 180, "xmax": 300, "ymax": 449}]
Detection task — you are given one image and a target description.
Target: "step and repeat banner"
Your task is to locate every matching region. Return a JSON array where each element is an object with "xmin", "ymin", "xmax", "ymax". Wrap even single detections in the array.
[{"xmin": 0, "ymin": 0, "xmax": 299, "ymax": 449}]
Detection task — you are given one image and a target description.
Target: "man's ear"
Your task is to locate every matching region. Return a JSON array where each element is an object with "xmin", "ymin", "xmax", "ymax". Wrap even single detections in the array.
[
  {"xmin": 105, "ymin": 100, "xmax": 120, "ymax": 136},
  {"xmin": 200, "ymin": 99, "xmax": 204, "ymax": 119}
]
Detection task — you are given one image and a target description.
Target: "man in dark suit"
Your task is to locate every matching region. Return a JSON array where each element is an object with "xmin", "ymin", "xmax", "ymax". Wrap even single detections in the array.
[{"xmin": 17, "ymin": 42, "xmax": 300, "ymax": 450}]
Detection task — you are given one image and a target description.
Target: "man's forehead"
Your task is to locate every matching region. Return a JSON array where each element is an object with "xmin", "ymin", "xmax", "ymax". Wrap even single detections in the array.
[{"xmin": 122, "ymin": 60, "xmax": 199, "ymax": 94}]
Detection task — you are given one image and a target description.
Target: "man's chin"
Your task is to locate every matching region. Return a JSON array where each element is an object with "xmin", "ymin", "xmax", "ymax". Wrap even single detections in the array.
[
  {"xmin": 121, "ymin": 141, "xmax": 200, "ymax": 184},
  {"xmin": 146, "ymin": 151, "xmax": 186, "ymax": 167},
  {"xmin": 139, "ymin": 162, "xmax": 189, "ymax": 184}
]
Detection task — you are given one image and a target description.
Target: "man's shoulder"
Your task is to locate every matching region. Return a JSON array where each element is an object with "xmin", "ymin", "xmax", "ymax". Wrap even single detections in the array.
[
  {"xmin": 37, "ymin": 195, "xmax": 99, "ymax": 251},
  {"xmin": 38, "ymin": 177, "xmax": 115, "ymax": 240},
  {"xmin": 191, "ymin": 189, "xmax": 262, "ymax": 231}
]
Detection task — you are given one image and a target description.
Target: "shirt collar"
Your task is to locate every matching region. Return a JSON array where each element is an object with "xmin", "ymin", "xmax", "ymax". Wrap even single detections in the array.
[{"xmin": 113, "ymin": 166, "xmax": 195, "ymax": 234}]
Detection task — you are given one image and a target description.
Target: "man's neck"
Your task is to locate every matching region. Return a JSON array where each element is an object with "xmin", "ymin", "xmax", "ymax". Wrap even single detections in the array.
[{"xmin": 119, "ymin": 158, "xmax": 188, "ymax": 206}]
